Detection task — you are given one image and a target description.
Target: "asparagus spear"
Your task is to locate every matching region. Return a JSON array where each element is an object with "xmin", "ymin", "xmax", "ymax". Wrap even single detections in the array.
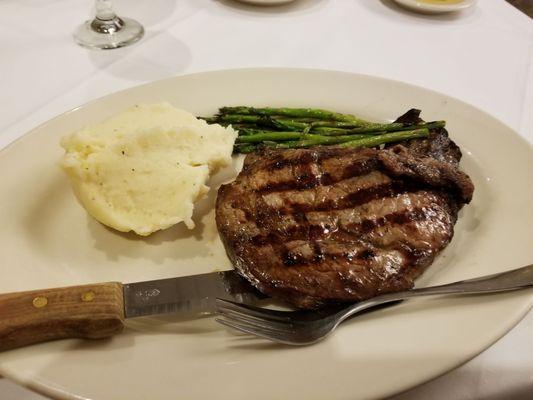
[
  {"xmin": 234, "ymin": 129, "xmax": 428, "ymax": 153},
  {"xmin": 340, "ymin": 129, "xmax": 430, "ymax": 148},
  {"xmin": 267, "ymin": 118, "xmax": 308, "ymax": 131},
  {"xmin": 204, "ymin": 113, "xmax": 444, "ymax": 137},
  {"xmin": 237, "ymin": 132, "xmax": 307, "ymax": 143},
  {"xmin": 205, "ymin": 114, "xmax": 309, "ymax": 131},
  {"xmin": 238, "ymin": 132, "xmax": 376, "ymax": 144},
  {"xmin": 235, "ymin": 120, "xmax": 442, "ymax": 142},
  {"xmin": 269, "ymin": 133, "xmax": 386, "ymax": 149},
  {"xmin": 312, "ymin": 120, "xmax": 445, "ymax": 136},
  {"xmin": 219, "ymin": 106, "xmax": 370, "ymax": 124},
  {"xmin": 233, "ymin": 144, "xmax": 257, "ymax": 154},
  {"xmin": 206, "ymin": 107, "xmax": 435, "ymax": 153},
  {"xmin": 204, "ymin": 115, "xmax": 270, "ymax": 125}
]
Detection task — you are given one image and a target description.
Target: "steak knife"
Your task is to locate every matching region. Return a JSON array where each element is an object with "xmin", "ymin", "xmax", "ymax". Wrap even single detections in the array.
[{"xmin": 0, "ymin": 270, "xmax": 263, "ymax": 351}]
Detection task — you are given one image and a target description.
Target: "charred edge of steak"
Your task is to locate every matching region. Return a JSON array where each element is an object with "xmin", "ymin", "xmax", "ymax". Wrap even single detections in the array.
[
  {"xmin": 388, "ymin": 108, "xmax": 463, "ymax": 165},
  {"xmin": 393, "ymin": 108, "xmax": 424, "ymax": 125},
  {"xmin": 378, "ymin": 145, "xmax": 473, "ymax": 205}
]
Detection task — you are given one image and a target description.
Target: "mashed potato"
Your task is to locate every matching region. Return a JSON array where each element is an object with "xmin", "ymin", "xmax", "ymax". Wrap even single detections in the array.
[{"xmin": 60, "ymin": 103, "xmax": 237, "ymax": 236}]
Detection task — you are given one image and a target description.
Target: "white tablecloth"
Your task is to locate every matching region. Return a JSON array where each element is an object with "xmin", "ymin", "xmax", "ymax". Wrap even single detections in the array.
[{"xmin": 0, "ymin": 0, "xmax": 531, "ymax": 399}]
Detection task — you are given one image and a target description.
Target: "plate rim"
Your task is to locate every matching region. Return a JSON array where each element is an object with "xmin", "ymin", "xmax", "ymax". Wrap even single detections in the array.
[
  {"xmin": 393, "ymin": 0, "xmax": 476, "ymax": 13},
  {"xmin": 7, "ymin": 302, "xmax": 533, "ymax": 400},
  {"xmin": 2, "ymin": 66, "xmax": 531, "ymax": 156}
]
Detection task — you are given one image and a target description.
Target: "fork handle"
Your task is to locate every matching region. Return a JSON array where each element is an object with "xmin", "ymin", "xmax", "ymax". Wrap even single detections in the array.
[
  {"xmin": 339, "ymin": 264, "xmax": 533, "ymax": 322},
  {"xmin": 409, "ymin": 263, "xmax": 533, "ymax": 296}
]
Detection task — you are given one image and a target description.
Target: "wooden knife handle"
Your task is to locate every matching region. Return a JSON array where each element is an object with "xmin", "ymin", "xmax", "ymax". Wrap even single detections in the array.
[{"xmin": 0, "ymin": 282, "xmax": 125, "ymax": 351}]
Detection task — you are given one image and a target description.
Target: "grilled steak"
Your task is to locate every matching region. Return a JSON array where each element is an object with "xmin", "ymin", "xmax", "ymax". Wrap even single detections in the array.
[{"xmin": 216, "ymin": 113, "xmax": 474, "ymax": 309}]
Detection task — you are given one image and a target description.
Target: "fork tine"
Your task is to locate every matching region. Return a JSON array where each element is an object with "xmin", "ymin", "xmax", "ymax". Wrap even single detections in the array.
[
  {"xmin": 216, "ymin": 298, "xmax": 293, "ymax": 321},
  {"xmin": 215, "ymin": 318, "xmax": 294, "ymax": 344},
  {"xmin": 217, "ymin": 308, "xmax": 296, "ymax": 333}
]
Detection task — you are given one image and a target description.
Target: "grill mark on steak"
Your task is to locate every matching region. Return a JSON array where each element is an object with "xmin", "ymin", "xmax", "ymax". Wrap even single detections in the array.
[
  {"xmin": 346, "ymin": 208, "xmax": 428, "ymax": 233},
  {"xmin": 255, "ymin": 157, "xmax": 380, "ymax": 193},
  {"xmin": 263, "ymin": 179, "xmax": 441, "ymax": 216},
  {"xmin": 262, "ymin": 147, "xmax": 348, "ymax": 170},
  {"xmin": 277, "ymin": 240, "xmax": 383, "ymax": 269},
  {"xmin": 281, "ymin": 245, "xmax": 370, "ymax": 268},
  {"xmin": 216, "ymin": 129, "xmax": 474, "ymax": 309},
  {"xmin": 275, "ymin": 181, "xmax": 402, "ymax": 214},
  {"xmin": 250, "ymin": 206, "xmax": 430, "ymax": 247}
]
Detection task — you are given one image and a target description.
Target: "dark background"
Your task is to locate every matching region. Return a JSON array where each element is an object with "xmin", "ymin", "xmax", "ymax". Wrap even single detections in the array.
[{"xmin": 506, "ymin": 0, "xmax": 533, "ymax": 18}]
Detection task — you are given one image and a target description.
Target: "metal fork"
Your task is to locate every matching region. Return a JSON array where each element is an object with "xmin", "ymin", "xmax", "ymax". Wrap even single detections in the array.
[{"xmin": 215, "ymin": 263, "xmax": 533, "ymax": 345}]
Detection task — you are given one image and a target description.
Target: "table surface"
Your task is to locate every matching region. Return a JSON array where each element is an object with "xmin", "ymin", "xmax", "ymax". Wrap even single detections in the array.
[{"xmin": 0, "ymin": 0, "xmax": 532, "ymax": 399}]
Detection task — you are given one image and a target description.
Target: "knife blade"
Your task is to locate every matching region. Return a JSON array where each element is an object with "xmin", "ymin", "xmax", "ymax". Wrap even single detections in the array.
[
  {"xmin": 0, "ymin": 270, "xmax": 264, "ymax": 352},
  {"xmin": 123, "ymin": 270, "xmax": 264, "ymax": 318}
]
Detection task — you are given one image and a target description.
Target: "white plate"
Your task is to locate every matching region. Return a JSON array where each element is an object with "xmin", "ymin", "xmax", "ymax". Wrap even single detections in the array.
[
  {"xmin": 0, "ymin": 69, "xmax": 531, "ymax": 400},
  {"xmin": 393, "ymin": 0, "xmax": 476, "ymax": 14}
]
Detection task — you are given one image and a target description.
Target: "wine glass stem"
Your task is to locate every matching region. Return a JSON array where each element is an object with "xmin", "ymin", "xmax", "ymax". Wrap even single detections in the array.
[
  {"xmin": 95, "ymin": 0, "xmax": 116, "ymax": 21},
  {"xmin": 74, "ymin": 0, "xmax": 144, "ymax": 49},
  {"xmin": 91, "ymin": 0, "xmax": 124, "ymax": 34}
]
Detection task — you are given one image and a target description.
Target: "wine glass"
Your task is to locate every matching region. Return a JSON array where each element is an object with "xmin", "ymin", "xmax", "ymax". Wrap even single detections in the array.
[{"xmin": 74, "ymin": 0, "xmax": 144, "ymax": 50}]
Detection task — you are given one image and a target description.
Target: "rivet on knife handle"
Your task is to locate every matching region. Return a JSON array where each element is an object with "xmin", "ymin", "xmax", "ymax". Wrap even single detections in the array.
[{"xmin": 0, "ymin": 282, "xmax": 125, "ymax": 351}]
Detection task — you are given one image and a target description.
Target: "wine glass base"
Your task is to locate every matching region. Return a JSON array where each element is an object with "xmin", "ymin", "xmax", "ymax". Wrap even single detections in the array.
[{"xmin": 74, "ymin": 17, "xmax": 144, "ymax": 50}]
